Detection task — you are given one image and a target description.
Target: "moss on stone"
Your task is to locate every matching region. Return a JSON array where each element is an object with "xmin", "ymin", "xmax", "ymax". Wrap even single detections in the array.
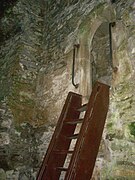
[
  {"xmin": 107, "ymin": 122, "xmax": 113, "ymax": 128},
  {"xmin": 128, "ymin": 122, "xmax": 135, "ymax": 137}
]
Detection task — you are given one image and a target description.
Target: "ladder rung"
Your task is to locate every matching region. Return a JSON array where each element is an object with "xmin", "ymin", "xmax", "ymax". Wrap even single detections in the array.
[
  {"xmin": 67, "ymin": 134, "xmax": 79, "ymax": 139},
  {"xmin": 53, "ymin": 150, "xmax": 74, "ymax": 154},
  {"xmin": 77, "ymin": 104, "xmax": 87, "ymax": 112},
  {"xmin": 57, "ymin": 167, "xmax": 68, "ymax": 171},
  {"xmin": 65, "ymin": 119, "xmax": 83, "ymax": 124}
]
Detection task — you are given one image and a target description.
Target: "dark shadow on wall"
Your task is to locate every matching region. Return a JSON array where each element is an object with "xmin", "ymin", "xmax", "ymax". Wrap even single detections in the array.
[{"xmin": 0, "ymin": 0, "xmax": 18, "ymax": 18}]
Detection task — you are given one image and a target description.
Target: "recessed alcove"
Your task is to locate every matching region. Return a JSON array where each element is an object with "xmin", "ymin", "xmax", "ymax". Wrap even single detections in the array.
[{"xmin": 90, "ymin": 22, "xmax": 112, "ymax": 86}]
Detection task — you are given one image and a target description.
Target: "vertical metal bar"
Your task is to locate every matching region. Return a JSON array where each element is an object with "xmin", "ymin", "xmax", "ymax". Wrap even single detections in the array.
[
  {"xmin": 109, "ymin": 22, "xmax": 115, "ymax": 70},
  {"xmin": 72, "ymin": 44, "xmax": 80, "ymax": 88},
  {"xmin": 109, "ymin": 23, "xmax": 113, "ymax": 69}
]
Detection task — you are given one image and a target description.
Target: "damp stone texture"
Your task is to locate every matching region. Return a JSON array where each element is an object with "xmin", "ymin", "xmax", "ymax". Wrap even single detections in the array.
[{"xmin": 0, "ymin": 0, "xmax": 135, "ymax": 179}]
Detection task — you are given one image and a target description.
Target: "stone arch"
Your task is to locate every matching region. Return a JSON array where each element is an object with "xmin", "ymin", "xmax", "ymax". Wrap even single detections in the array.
[
  {"xmin": 77, "ymin": 5, "xmax": 116, "ymax": 101},
  {"xmin": 90, "ymin": 22, "xmax": 111, "ymax": 86}
]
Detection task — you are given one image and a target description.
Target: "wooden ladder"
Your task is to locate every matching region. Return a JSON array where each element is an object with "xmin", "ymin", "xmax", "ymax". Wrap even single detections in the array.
[{"xmin": 36, "ymin": 82, "xmax": 110, "ymax": 180}]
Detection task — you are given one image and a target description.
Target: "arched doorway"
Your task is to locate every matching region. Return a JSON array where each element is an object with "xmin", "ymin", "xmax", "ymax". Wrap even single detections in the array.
[{"xmin": 90, "ymin": 22, "xmax": 112, "ymax": 86}]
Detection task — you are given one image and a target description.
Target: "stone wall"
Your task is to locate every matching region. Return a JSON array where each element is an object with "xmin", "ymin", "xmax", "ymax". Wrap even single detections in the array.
[
  {"xmin": 0, "ymin": 0, "xmax": 135, "ymax": 179},
  {"xmin": 0, "ymin": 0, "xmax": 49, "ymax": 179}
]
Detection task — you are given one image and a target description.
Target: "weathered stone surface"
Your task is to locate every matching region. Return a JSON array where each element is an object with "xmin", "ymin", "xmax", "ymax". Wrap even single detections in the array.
[
  {"xmin": 0, "ymin": 0, "xmax": 135, "ymax": 179},
  {"xmin": 0, "ymin": 169, "xmax": 6, "ymax": 180}
]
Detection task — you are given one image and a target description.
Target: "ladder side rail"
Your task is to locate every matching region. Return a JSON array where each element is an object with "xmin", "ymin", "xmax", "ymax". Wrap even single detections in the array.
[
  {"xmin": 37, "ymin": 92, "xmax": 82, "ymax": 180},
  {"xmin": 65, "ymin": 82, "xmax": 110, "ymax": 180}
]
